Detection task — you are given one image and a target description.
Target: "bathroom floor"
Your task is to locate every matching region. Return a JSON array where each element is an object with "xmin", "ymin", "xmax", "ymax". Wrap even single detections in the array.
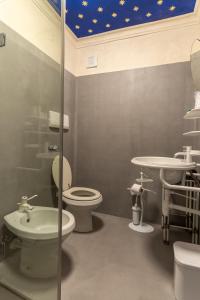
[
  {"xmin": 0, "ymin": 286, "xmax": 22, "ymax": 300},
  {"xmin": 0, "ymin": 212, "xmax": 190, "ymax": 300},
  {"xmin": 61, "ymin": 212, "xmax": 190, "ymax": 300}
]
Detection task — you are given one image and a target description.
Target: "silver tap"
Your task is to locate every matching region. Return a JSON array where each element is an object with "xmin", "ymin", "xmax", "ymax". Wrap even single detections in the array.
[
  {"xmin": 18, "ymin": 194, "xmax": 38, "ymax": 222},
  {"xmin": 183, "ymin": 146, "xmax": 192, "ymax": 163}
]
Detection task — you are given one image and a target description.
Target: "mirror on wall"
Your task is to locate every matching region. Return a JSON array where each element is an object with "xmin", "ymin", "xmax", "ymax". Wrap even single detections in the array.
[{"xmin": 191, "ymin": 39, "xmax": 200, "ymax": 91}]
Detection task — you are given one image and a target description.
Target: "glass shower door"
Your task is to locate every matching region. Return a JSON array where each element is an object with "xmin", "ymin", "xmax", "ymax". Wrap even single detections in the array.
[{"xmin": 0, "ymin": 1, "xmax": 64, "ymax": 299}]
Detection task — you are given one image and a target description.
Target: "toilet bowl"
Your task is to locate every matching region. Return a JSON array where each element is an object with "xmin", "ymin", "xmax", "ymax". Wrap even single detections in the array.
[
  {"xmin": 52, "ymin": 156, "xmax": 103, "ymax": 232},
  {"xmin": 4, "ymin": 206, "xmax": 75, "ymax": 278}
]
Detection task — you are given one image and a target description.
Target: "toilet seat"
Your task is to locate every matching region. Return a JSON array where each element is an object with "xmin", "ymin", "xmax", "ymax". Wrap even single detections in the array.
[
  {"xmin": 63, "ymin": 187, "xmax": 101, "ymax": 201},
  {"xmin": 52, "ymin": 156, "xmax": 102, "ymax": 206},
  {"xmin": 52, "ymin": 156, "xmax": 103, "ymax": 232}
]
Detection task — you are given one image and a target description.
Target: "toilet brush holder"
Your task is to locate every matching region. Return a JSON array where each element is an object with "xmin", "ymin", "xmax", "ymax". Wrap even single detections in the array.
[
  {"xmin": 128, "ymin": 186, "xmax": 154, "ymax": 233},
  {"xmin": 132, "ymin": 200, "xmax": 141, "ymax": 225}
]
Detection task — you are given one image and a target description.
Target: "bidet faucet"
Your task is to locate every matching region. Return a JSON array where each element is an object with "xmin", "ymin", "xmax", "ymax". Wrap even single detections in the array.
[
  {"xmin": 17, "ymin": 195, "xmax": 38, "ymax": 218},
  {"xmin": 18, "ymin": 194, "xmax": 38, "ymax": 222}
]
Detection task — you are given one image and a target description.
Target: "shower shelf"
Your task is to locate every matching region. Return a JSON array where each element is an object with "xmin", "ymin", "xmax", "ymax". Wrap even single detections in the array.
[
  {"xmin": 25, "ymin": 144, "xmax": 40, "ymax": 148},
  {"xmin": 24, "ymin": 130, "xmax": 58, "ymax": 135},
  {"xmin": 28, "ymin": 116, "xmax": 47, "ymax": 121},
  {"xmin": 184, "ymin": 108, "xmax": 200, "ymax": 119},
  {"xmin": 183, "ymin": 131, "xmax": 200, "ymax": 136},
  {"xmin": 16, "ymin": 167, "xmax": 41, "ymax": 172},
  {"xmin": 36, "ymin": 153, "xmax": 57, "ymax": 159}
]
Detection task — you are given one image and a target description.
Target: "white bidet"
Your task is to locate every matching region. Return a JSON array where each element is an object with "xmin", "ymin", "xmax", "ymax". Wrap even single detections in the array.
[{"xmin": 4, "ymin": 206, "xmax": 75, "ymax": 278}]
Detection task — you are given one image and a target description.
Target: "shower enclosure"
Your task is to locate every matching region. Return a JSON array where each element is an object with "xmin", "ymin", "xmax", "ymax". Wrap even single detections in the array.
[{"xmin": 0, "ymin": 0, "xmax": 65, "ymax": 299}]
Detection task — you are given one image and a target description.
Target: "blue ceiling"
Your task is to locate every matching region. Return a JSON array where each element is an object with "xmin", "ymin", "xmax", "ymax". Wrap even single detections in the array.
[{"xmin": 48, "ymin": 0, "xmax": 197, "ymax": 38}]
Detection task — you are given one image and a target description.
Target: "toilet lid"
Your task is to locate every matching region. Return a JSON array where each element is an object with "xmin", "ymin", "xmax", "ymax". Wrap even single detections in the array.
[{"xmin": 52, "ymin": 156, "xmax": 72, "ymax": 191}]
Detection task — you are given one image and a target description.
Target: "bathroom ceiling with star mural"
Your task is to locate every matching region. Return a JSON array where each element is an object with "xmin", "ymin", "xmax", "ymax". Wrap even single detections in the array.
[{"xmin": 48, "ymin": 0, "xmax": 197, "ymax": 38}]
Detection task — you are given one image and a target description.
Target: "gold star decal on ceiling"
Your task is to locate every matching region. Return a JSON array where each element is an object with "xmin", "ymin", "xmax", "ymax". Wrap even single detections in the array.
[
  {"xmin": 146, "ymin": 12, "xmax": 152, "ymax": 17},
  {"xmin": 49, "ymin": 0, "xmax": 195, "ymax": 38},
  {"xmin": 169, "ymin": 5, "xmax": 176, "ymax": 11},
  {"xmin": 112, "ymin": 12, "xmax": 117, "ymax": 18},
  {"xmin": 82, "ymin": 1, "xmax": 88, "ymax": 7},
  {"xmin": 119, "ymin": 0, "xmax": 125, "ymax": 6},
  {"xmin": 133, "ymin": 6, "xmax": 139, "ymax": 12},
  {"xmin": 97, "ymin": 7, "xmax": 103, "ymax": 12},
  {"xmin": 157, "ymin": 0, "xmax": 163, "ymax": 5}
]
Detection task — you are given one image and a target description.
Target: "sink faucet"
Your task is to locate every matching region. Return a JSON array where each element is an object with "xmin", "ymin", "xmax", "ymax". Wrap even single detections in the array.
[
  {"xmin": 18, "ymin": 195, "xmax": 38, "ymax": 222},
  {"xmin": 183, "ymin": 146, "xmax": 192, "ymax": 163}
]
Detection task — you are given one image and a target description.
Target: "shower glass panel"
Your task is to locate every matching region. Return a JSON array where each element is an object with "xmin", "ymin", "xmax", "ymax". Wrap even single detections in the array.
[{"xmin": 0, "ymin": 1, "xmax": 64, "ymax": 299}]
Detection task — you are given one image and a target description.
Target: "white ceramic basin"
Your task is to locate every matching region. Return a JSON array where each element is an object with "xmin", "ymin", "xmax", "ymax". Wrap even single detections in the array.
[
  {"xmin": 132, "ymin": 156, "xmax": 196, "ymax": 184},
  {"xmin": 4, "ymin": 206, "xmax": 75, "ymax": 240},
  {"xmin": 131, "ymin": 157, "xmax": 196, "ymax": 170}
]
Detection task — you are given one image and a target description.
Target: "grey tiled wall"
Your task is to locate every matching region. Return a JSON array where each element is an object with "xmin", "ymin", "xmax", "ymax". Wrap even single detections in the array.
[
  {"xmin": 0, "ymin": 21, "xmax": 196, "ymax": 224},
  {"xmin": 0, "ymin": 22, "xmax": 75, "ymax": 225},
  {"xmin": 75, "ymin": 63, "xmax": 195, "ymax": 222}
]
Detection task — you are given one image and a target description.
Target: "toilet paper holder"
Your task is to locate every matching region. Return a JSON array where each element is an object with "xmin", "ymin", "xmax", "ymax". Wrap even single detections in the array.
[
  {"xmin": 128, "ymin": 172, "xmax": 155, "ymax": 233},
  {"xmin": 127, "ymin": 172, "xmax": 155, "ymax": 195},
  {"xmin": 127, "ymin": 185, "xmax": 156, "ymax": 195}
]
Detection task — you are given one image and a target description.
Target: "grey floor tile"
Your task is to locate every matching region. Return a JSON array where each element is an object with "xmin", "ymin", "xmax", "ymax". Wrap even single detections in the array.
[
  {"xmin": 0, "ymin": 286, "xmax": 22, "ymax": 300},
  {"xmin": 61, "ymin": 212, "xmax": 188, "ymax": 300}
]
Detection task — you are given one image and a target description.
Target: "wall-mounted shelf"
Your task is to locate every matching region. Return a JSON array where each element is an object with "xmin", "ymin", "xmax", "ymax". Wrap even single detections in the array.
[
  {"xmin": 36, "ymin": 153, "xmax": 57, "ymax": 159},
  {"xmin": 183, "ymin": 131, "xmax": 200, "ymax": 136},
  {"xmin": 184, "ymin": 109, "xmax": 200, "ymax": 119}
]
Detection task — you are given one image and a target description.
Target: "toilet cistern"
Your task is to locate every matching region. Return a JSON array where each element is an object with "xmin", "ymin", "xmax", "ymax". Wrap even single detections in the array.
[{"xmin": 18, "ymin": 194, "xmax": 38, "ymax": 222}]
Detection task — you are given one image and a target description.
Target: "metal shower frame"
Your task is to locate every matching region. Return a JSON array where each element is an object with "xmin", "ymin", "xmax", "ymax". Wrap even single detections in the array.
[{"xmin": 57, "ymin": 0, "xmax": 65, "ymax": 299}]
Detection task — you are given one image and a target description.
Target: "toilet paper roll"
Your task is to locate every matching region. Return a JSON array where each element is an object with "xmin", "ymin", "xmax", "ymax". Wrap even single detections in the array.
[{"xmin": 130, "ymin": 184, "xmax": 142, "ymax": 194}]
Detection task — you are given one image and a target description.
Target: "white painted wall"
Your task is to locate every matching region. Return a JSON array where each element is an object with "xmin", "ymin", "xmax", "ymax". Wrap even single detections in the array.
[
  {"xmin": 0, "ymin": 0, "xmax": 76, "ymax": 74},
  {"xmin": 0, "ymin": 0, "xmax": 200, "ymax": 77},
  {"xmin": 75, "ymin": 24, "xmax": 200, "ymax": 76}
]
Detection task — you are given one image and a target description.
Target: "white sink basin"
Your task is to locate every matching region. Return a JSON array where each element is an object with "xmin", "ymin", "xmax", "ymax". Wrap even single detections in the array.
[
  {"xmin": 4, "ymin": 206, "xmax": 75, "ymax": 240},
  {"xmin": 131, "ymin": 157, "xmax": 196, "ymax": 170},
  {"xmin": 131, "ymin": 156, "xmax": 196, "ymax": 184}
]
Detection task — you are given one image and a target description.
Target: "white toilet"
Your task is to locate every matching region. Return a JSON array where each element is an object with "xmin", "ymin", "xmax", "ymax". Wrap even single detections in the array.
[
  {"xmin": 52, "ymin": 156, "xmax": 103, "ymax": 232},
  {"xmin": 174, "ymin": 241, "xmax": 200, "ymax": 300}
]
